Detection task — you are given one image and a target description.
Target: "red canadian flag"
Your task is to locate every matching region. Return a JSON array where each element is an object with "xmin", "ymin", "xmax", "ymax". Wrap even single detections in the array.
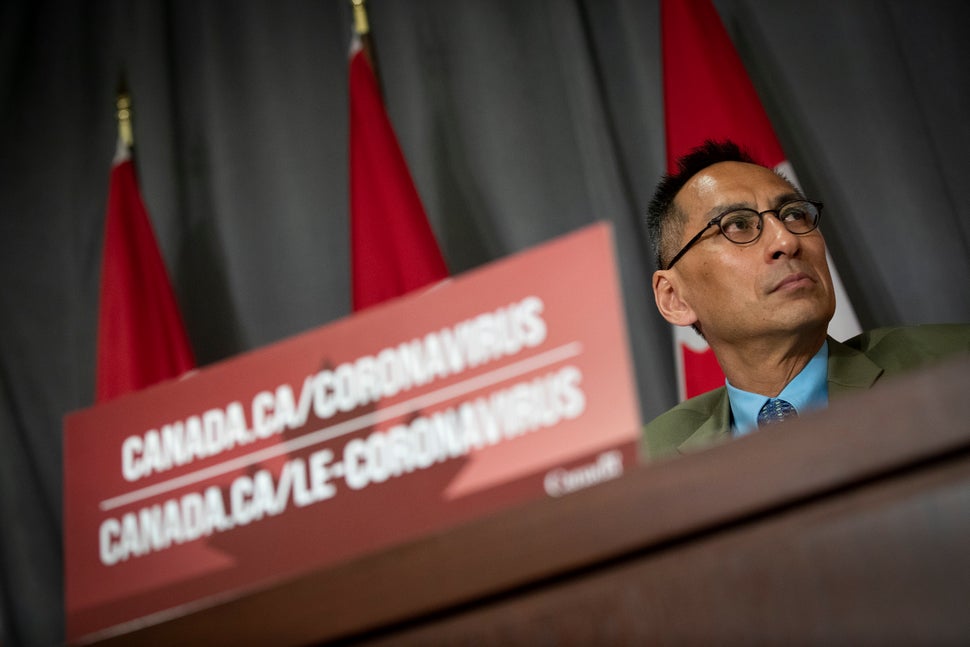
[
  {"xmin": 661, "ymin": 0, "xmax": 860, "ymax": 399},
  {"xmin": 349, "ymin": 36, "xmax": 449, "ymax": 312},
  {"xmin": 96, "ymin": 136, "xmax": 195, "ymax": 403}
]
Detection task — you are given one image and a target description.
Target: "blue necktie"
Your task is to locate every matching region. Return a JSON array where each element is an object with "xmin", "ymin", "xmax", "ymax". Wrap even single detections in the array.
[{"xmin": 757, "ymin": 398, "xmax": 798, "ymax": 427}]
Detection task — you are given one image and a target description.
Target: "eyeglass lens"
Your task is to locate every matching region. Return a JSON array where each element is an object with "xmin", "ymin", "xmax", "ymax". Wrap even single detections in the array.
[{"xmin": 720, "ymin": 200, "xmax": 819, "ymax": 244}]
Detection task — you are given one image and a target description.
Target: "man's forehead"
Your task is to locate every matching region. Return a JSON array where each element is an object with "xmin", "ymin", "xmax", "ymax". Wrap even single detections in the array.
[{"xmin": 676, "ymin": 161, "xmax": 791, "ymax": 210}]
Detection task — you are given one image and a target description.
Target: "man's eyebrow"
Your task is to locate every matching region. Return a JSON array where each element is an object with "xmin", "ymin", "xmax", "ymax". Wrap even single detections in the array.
[
  {"xmin": 704, "ymin": 202, "xmax": 749, "ymax": 220},
  {"xmin": 704, "ymin": 192, "xmax": 804, "ymax": 220},
  {"xmin": 774, "ymin": 191, "xmax": 803, "ymax": 205}
]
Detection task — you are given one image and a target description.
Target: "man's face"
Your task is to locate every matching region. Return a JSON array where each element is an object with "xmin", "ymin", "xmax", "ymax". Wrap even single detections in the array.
[{"xmin": 660, "ymin": 161, "xmax": 836, "ymax": 346}]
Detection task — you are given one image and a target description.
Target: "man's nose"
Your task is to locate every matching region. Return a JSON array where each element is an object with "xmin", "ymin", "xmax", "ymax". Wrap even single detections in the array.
[{"xmin": 763, "ymin": 214, "xmax": 801, "ymax": 260}]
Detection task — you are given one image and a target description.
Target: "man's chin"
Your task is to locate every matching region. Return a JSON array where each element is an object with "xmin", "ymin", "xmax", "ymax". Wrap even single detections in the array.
[{"xmin": 760, "ymin": 305, "xmax": 832, "ymax": 339}]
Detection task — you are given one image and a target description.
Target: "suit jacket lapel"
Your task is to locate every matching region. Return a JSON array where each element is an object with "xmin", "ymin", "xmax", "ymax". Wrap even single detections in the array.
[
  {"xmin": 827, "ymin": 336, "xmax": 884, "ymax": 398},
  {"xmin": 677, "ymin": 388, "xmax": 732, "ymax": 453}
]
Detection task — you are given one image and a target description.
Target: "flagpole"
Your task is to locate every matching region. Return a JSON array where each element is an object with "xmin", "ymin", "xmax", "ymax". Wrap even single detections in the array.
[
  {"xmin": 350, "ymin": 0, "xmax": 381, "ymax": 85},
  {"xmin": 98, "ymin": 75, "xmax": 196, "ymax": 402},
  {"xmin": 116, "ymin": 77, "xmax": 134, "ymax": 149},
  {"xmin": 348, "ymin": 0, "xmax": 449, "ymax": 311}
]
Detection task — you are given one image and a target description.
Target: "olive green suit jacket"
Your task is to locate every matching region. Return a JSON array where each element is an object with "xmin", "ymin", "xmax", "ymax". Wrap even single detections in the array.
[{"xmin": 643, "ymin": 324, "xmax": 970, "ymax": 460}]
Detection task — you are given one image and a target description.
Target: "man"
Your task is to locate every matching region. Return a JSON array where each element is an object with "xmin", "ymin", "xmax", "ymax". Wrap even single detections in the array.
[{"xmin": 643, "ymin": 140, "xmax": 970, "ymax": 459}]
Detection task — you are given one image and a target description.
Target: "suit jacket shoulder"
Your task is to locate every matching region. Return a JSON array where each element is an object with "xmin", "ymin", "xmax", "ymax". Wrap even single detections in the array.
[{"xmin": 839, "ymin": 324, "xmax": 970, "ymax": 373}]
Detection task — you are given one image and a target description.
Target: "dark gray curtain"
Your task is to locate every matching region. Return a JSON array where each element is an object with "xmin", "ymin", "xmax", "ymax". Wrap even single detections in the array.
[{"xmin": 2, "ymin": 0, "xmax": 968, "ymax": 643}]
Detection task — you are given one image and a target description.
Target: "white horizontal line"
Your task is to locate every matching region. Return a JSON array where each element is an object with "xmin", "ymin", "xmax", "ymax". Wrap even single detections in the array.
[{"xmin": 99, "ymin": 341, "xmax": 583, "ymax": 512}]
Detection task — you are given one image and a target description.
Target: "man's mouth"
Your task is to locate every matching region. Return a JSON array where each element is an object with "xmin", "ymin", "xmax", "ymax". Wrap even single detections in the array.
[{"xmin": 771, "ymin": 272, "xmax": 814, "ymax": 293}]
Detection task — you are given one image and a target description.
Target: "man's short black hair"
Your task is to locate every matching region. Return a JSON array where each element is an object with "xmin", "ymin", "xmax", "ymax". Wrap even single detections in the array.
[{"xmin": 646, "ymin": 140, "xmax": 760, "ymax": 270}]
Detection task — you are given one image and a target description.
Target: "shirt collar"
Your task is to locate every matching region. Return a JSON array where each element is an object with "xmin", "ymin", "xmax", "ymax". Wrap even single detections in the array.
[{"xmin": 727, "ymin": 340, "xmax": 829, "ymax": 437}]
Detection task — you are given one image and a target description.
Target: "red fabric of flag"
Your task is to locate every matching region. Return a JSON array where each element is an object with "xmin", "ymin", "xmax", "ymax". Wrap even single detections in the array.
[
  {"xmin": 662, "ymin": 0, "xmax": 784, "ymax": 172},
  {"xmin": 96, "ymin": 149, "xmax": 195, "ymax": 403},
  {"xmin": 349, "ymin": 43, "xmax": 449, "ymax": 312}
]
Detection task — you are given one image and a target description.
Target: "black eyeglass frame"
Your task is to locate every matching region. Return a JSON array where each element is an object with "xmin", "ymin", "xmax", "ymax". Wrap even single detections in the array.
[{"xmin": 664, "ymin": 199, "xmax": 823, "ymax": 270}]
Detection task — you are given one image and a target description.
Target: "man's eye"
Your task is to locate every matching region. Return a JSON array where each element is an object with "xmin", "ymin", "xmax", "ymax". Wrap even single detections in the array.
[
  {"xmin": 722, "ymin": 213, "xmax": 757, "ymax": 233},
  {"xmin": 781, "ymin": 205, "xmax": 810, "ymax": 222}
]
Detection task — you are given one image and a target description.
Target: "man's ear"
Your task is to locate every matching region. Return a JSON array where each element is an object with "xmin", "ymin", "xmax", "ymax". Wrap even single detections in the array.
[{"xmin": 653, "ymin": 270, "xmax": 698, "ymax": 327}]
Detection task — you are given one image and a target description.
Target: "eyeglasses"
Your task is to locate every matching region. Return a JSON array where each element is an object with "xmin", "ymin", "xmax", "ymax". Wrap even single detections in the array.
[{"xmin": 665, "ymin": 199, "xmax": 823, "ymax": 270}]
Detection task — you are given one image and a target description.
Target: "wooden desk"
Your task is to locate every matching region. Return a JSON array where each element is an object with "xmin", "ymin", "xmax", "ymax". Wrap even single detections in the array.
[{"xmin": 93, "ymin": 356, "xmax": 970, "ymax": 645}]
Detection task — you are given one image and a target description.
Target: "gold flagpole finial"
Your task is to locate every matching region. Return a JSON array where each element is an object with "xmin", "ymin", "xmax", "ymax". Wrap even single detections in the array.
[
  {"xmin": 116, "ymin": 79, "xmax": 134, "ymax": 148},
  {"xmin": 351, "ymin": 0, "xmax": 370, "ymax": 36}
]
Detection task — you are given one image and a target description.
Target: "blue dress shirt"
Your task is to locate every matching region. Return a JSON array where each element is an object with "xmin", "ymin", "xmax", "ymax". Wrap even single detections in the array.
[{"xmin": 727, "ymin": 341, "xmax": 829, "ymax": 437}]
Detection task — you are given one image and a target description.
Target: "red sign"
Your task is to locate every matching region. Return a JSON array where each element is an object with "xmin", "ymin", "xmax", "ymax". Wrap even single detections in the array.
[{"xmin": 63, "ymin": 222, "xmax": 641, "ymax": 642}]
